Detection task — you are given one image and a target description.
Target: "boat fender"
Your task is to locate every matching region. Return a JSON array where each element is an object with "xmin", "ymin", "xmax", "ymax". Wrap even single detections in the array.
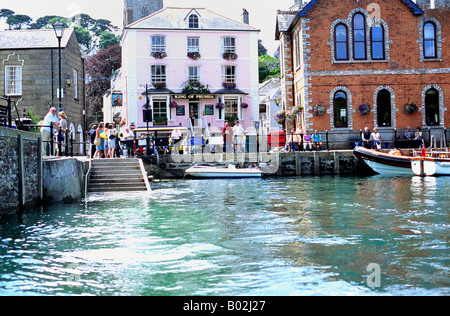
[{"xmin": 388, "ymin": 150, "xmax": 401, "ymax": 156}]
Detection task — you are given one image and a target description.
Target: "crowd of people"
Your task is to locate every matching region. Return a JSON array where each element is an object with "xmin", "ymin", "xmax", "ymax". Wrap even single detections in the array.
[
  {"xmin": 361, "ymin": 125, "xmax": 423, "ymax": 150},
  {"xmin": 281, "ymin": 125, "xmax": 323, "ymax": 152}
]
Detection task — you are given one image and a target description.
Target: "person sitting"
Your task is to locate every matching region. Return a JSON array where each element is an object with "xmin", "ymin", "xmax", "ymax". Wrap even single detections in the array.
[
  {"xmin": 312, "ymin": 130, "xmax": 323, "ymax": 151},
  {"xmin": 303, "ymin": 130, "xmax": 313, "ymax": 151},
  {"xmin": 404, "ymin": 126, "xmax": 414, "ymax": 140},
  {"xmin": 361, "ymin": 127, "xmax": 371, "ymax": 149},
  {"xmin": 414, "ymin": 127, "xmax": 423, "ymax": 140},
  {"xmin": 282, "ymin": 129, "xmax": 295, "ymax": 152},
  {"xmin": 370, "ymin": 127, "xmax": 382, "ymax": 150}
]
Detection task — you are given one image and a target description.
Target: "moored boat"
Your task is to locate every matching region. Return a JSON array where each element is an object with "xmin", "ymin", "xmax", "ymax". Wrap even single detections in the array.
[
  {"xmin": 185, "ymin": 164, "xmax": 262, "ymax": 178},
  {"xmin": 353, "ymin": 146, "xmax": 415, "ymax": 175},
  {"xmin": 411, "ymin": 153, "xmax": 450, "ymax": 176}
]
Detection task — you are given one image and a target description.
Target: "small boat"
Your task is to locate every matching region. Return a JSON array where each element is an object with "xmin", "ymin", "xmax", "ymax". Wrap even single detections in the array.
[
  {"xmin": 185, "ymin": 164, "xmax": 262, "ymax": 178},
  {"xmin": 411, "ymin": 152, "xmax": 450, "ymax": 176},
  {"xmin": 353, "ymin": 146, "xmax": 415, "ymax": 175}
]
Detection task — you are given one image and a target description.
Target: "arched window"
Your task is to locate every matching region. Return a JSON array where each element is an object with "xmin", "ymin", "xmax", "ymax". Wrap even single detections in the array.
[
  {"xmin": 141, "ymin": 6, "xmax": 149, "ymax": 18},
  {"xmin": 335, "ymin": 24, "xmax": 348, "ymax": 60},
  {"xmin": 353, "ymin": 13, "xmax": 366, "ymax": 60},
  {"xmin": 423, "ymin": 22, "xmax": 437, "ymax": 59},
  {"xmin": 425, "ymin": 88, "xmax": 439, "ymax": 126},
  {"xmin": 377, "ymin": 90, "xmax": 391, "ymax": 127},
  {"xmin": 334, "ymin": 91, "xmax": 348, "ymax": 128},
  {"xmin": 189, "ymin": 14, "xmax": 199, "ymax": 29},
  {"xmin": 371, "ymin": 24, "xmax": 385, "ymax": 60}
]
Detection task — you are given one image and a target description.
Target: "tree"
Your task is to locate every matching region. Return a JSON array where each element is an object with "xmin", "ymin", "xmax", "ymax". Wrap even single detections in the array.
[
  {"xmin": 0, "ymin": 9, "xmax": 14, "ymax": 19},
  {"xmin": 85, "ymin": 45, "xmax": 121, "ymax": 123},
  {"xmin": 6, "ymin": 14, "xmax": 32, "ymax": 29},
  {"xmin": 258, "ymin": 39, "xmax": 267, "ymax": 57},
  {"xmin": 259, "ymin": 55, "xmax": 280, "ymax": 83},
  {"xmin": 99, "ymin": 31, "xmax": 120, "ymax": 51}
]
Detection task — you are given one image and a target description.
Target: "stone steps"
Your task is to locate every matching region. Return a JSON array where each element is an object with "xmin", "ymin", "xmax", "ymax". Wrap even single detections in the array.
[{"xmin": 87, "ymin": 158, "xmax": 149, "ymax": 193}]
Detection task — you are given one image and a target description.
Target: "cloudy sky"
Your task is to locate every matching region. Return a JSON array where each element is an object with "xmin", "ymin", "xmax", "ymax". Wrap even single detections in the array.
[{"xmin": 2, "ymin": 0, "xmax": 298, "ymax": 55}]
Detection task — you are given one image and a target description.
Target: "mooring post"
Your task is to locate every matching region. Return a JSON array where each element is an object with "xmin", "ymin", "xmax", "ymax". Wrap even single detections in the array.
[{"xmin": 17, "ymin": 134, "xmax": 25, "ymax": 208}]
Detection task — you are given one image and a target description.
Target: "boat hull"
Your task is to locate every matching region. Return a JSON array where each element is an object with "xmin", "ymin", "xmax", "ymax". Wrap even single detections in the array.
[
  {"xmin": 411, "ymin": 157, "xmax": 450, "ymax": 176},
  {"xmin": 185, "ymin": 166, "xmax": 262, "ymax": 179},
  {"xmin": 354, "ymin": 146, "xmax": 415, "ymax": 175}
]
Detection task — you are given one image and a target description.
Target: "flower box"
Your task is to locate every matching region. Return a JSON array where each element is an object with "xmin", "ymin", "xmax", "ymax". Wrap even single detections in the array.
[
  {"xmin": 222, "ymin": 82, "xmax": 236, "ymax": 90},
  {"xmin": 153, "ymin": 82, "xmax": 166, "ymax": 89},
  {"xmin": 223, "ymin": 51, "xmax": 238, "ymax": 61},
  {"xmin": 187, "ymin": 52, "xmax": 201, "ymax": 60},
  {"xmin": 152, "ymin": 51, "xmax": 167, "ymax": 59}
]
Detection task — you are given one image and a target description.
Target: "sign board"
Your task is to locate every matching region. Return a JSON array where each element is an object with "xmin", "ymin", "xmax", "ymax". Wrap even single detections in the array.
[
  {"xmin": 176, "ymin": 105, "xmax": 185, "ymax": 116},
  {"xmin": 130, "ymin": 123, "xmax": 136, "ymax": 130},
  {"xmin": 204, "ymin": 104, "xmax": 214, "ymax": 116},
  {"xmin": 112, "ymin": 93, "xmax": 123, "ymax": 106},
  {"xmin": 173, "ymin": 94, "xmax": 216, "ymax": 100}
]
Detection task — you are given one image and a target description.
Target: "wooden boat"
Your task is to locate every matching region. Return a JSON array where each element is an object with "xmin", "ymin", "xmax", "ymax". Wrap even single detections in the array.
[
  {"xmin": 353, "ymin": 146, "xmax": 415, "ymax": 175},
  {"xmin": 411, "ymin": 152, "xmax": 450, "ymax": 176},
  {"xmin": 185, "ymin": 164, "xmax": 262, "ymax": 178}
]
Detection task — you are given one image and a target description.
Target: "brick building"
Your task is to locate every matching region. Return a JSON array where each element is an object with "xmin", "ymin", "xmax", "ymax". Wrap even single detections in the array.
[{"xmin": 276, "ymin": 0, "xmax": 449, "ymax": 148}]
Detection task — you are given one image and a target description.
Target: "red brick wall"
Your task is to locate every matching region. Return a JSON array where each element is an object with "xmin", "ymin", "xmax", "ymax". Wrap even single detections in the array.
[{"xmin": 288, "ymin": 0, "xmax": 449, "ymax": 132}]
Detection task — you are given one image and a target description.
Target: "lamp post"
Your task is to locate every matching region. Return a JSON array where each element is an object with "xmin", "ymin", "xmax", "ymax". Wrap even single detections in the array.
[
  {"xmin": 142, "ymin": 84, "xmax": 153, "ymax": 155},
  {"xmin": 53, "ymin": 20, "xmax": 65, "ymax": 112}
]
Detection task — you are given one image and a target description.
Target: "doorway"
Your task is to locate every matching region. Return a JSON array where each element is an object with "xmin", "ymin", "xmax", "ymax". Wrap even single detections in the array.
[{"xmin": 189, "ymin": 102, "xmax": 201, "ymax": 126}]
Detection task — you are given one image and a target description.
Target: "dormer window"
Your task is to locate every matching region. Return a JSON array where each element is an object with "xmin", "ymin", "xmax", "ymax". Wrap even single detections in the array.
[{"xmin": 188, "ymin": 14, "xmax": 199, "ymax": 29}]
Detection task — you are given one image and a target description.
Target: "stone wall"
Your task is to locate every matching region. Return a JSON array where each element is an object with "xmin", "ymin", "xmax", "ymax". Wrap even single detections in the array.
[
  {"xmin": 146, "ymin": 150, "xmax": 372, "ymax": 179},
  {"xmin": 0, "ymin": 127, "xmax": 42, "ymax": 215}
]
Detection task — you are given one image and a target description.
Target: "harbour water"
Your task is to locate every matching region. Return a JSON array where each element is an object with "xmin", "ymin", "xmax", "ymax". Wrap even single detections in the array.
[{"xmin": 0, "ymin": 175, "xmax": 448, "ymax": 296}]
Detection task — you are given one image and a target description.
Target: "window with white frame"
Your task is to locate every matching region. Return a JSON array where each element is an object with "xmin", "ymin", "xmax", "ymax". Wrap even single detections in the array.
[
  {"xmin": 188, "ymin": 14, "xmax": 199, "ymax": 29},
  {"xmin": 5, "ymin": 65, "xmax": 22, "ymax": 96},
  {"xmin": 224, "ymin": 97, "xmax": 239, "ymax": 123},
  {"xmin": 222, "ymin": 65, "xmax": 236, "ymax": 83},
  {"xmin": 151, "ymin": 35, "xmax": 166, "ymax": 54},
  {"xmin": 188, "ymin": 66, "xmax": 200, "ymax": 84},
  {"xmin": 187, "ymin": 37, "xmax": 200, "ymax": 53},
  {"xmin": 151, "ymin": 65, "xmax": 166, "ymax": 84},
  {"xmin": 73, "ymin": 69, "xmax": 79, "ymax": 99},
  {"xmin": 222, "ymin": 37, "xmax": 236, "ymax": 54},
  {"xmin": 153, "ymin": 98, "xmax": 168, "ymax": 120}
]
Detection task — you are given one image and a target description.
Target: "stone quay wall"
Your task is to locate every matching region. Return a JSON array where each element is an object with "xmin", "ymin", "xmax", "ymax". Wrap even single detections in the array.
[
  {"xmin": 147, "ymin": 150, "xmax": 372, "ymax": 179},
  {"xmin": 0, "ymin": 127, "xmax": 42, "ymax": 215}
]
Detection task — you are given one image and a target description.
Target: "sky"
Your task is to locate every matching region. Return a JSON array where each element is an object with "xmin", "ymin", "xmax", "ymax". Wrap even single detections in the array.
[{"xmin": 1, "ymin": 0, "xmax": 297, "ymax": 55}]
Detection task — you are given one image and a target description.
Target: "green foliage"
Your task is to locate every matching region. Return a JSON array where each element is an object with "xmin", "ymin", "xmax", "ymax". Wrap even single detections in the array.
[
  {"xmin": 99, "ymin": 31, "xmax": 120, "ymax": 51},
  {"xmin": 0, "ymin": 8, "xmax": 119, "ymax": 53},
  {"xmin": 259, "ymin": 55, "xmax": 280, "ymax": 83}
]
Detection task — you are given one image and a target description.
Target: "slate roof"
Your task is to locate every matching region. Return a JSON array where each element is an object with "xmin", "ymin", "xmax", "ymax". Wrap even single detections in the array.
[
  {"xmin": 0, "ymin": 29, "xmax": 73, "ymax": 50},
  {"xmin": 126, "ymin": 7, "xmax": 259, "ymax": 32}
]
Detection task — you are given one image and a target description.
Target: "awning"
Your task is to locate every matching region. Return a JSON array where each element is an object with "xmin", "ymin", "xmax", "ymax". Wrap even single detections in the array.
[
  {"xmin": 142, "ymin": 88, "xmax": 176, "ymax": 95},
  {"xmin": 214, "ymin": 88, "xmax": 248, "ymax": 95}
]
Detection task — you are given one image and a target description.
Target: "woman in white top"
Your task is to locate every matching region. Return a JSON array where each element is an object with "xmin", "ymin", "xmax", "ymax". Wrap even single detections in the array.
[
  {"xmin": 56, "ymin": 111, "xmax": 68, "ymax": 156},
  {"xmin": 370, "ymin": 127, "xmax": 382, "ymax": 149}
]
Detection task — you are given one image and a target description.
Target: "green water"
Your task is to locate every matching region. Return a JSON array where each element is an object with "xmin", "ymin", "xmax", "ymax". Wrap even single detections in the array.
[{"xmin": 0, "ymin": 176, "xmax": 448, "ymax": 296}]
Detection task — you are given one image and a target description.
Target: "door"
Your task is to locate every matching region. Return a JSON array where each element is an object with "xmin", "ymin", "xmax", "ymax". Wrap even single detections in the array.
[{"xmin": 189, "ymin": 102, "xmax": 200, "ymax": 126}]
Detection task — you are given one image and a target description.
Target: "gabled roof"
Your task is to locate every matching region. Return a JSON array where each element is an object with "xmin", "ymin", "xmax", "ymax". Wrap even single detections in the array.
[
  {"xmin": 297, "ymin": 0, "xmax": 424, "ymax": 17},
  {"xmin": 126, "ymin": 7, "xmax": 259, "ymax": 32},
  {"xmin": 276, "ymin": 0, "xmax": 424, "ymax": 39},
  {"xmin": 0, "ymin": 28, "xmax": 74, "ymax": 50}
]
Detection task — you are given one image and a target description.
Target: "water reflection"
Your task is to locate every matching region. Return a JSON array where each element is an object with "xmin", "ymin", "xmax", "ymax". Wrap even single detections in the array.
[{"xmin": 0, "ymin": 176, "xmax": 449, "ymax": 295}]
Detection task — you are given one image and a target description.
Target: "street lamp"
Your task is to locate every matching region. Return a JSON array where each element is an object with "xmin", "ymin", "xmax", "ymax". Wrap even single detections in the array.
[
  {"xmin": 142, "ymin": 84, "xmax": 153, "ymax": 155},
  {"xmin": 53, "ymin": 20, "xmax": 65, "ymax": 112}
]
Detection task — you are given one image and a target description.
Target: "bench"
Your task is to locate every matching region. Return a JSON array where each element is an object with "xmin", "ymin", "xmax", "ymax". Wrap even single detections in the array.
[{"xmin": 394, "ymin": 139, "xmax": 423, "ymax": 149}]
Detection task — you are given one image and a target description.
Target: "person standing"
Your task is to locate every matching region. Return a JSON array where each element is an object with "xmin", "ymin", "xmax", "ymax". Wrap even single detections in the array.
[
  {"xmin": 107, "ymin": 123, "xmax": 116, "ymax": 158},
  {"xmin": 41, "ymin": 107, "xmax": 59, "ymax": 156},
  {"xmin": 361, "ymin": 127, "xmax": 371, "ymax": 148},
  {"xmin": 233, "ymin": 120, "xmax": 244, "ymax": 153},
  {"xmin": 222, "ymin": 122, "xmax": 232, "ymax": 153},
  {"xmin": 88, "ymin": 125, "xmax": 97, "ymax": 158},
  {"xmin": 55, "ymin": 111, "xmax": 68, "ymax": 156},
  {"xmin": 93, "ymin": 122, "xmax": 104, "ymax": 159}
]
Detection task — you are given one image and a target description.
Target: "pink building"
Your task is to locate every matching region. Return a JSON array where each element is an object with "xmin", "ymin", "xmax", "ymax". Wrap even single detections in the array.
[{"xmin": 117, "ymin": 7, "xmax": 260, "ymax": 133}]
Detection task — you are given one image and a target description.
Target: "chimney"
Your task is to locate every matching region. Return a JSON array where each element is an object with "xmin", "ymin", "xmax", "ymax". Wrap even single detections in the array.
[
  {"xmin": 126, "ymin": 6, "xmax": 133, "ymax": 26},
  {"xmin": 242, "ymin": 8, "xmax": 249, "ymax": 25}
]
